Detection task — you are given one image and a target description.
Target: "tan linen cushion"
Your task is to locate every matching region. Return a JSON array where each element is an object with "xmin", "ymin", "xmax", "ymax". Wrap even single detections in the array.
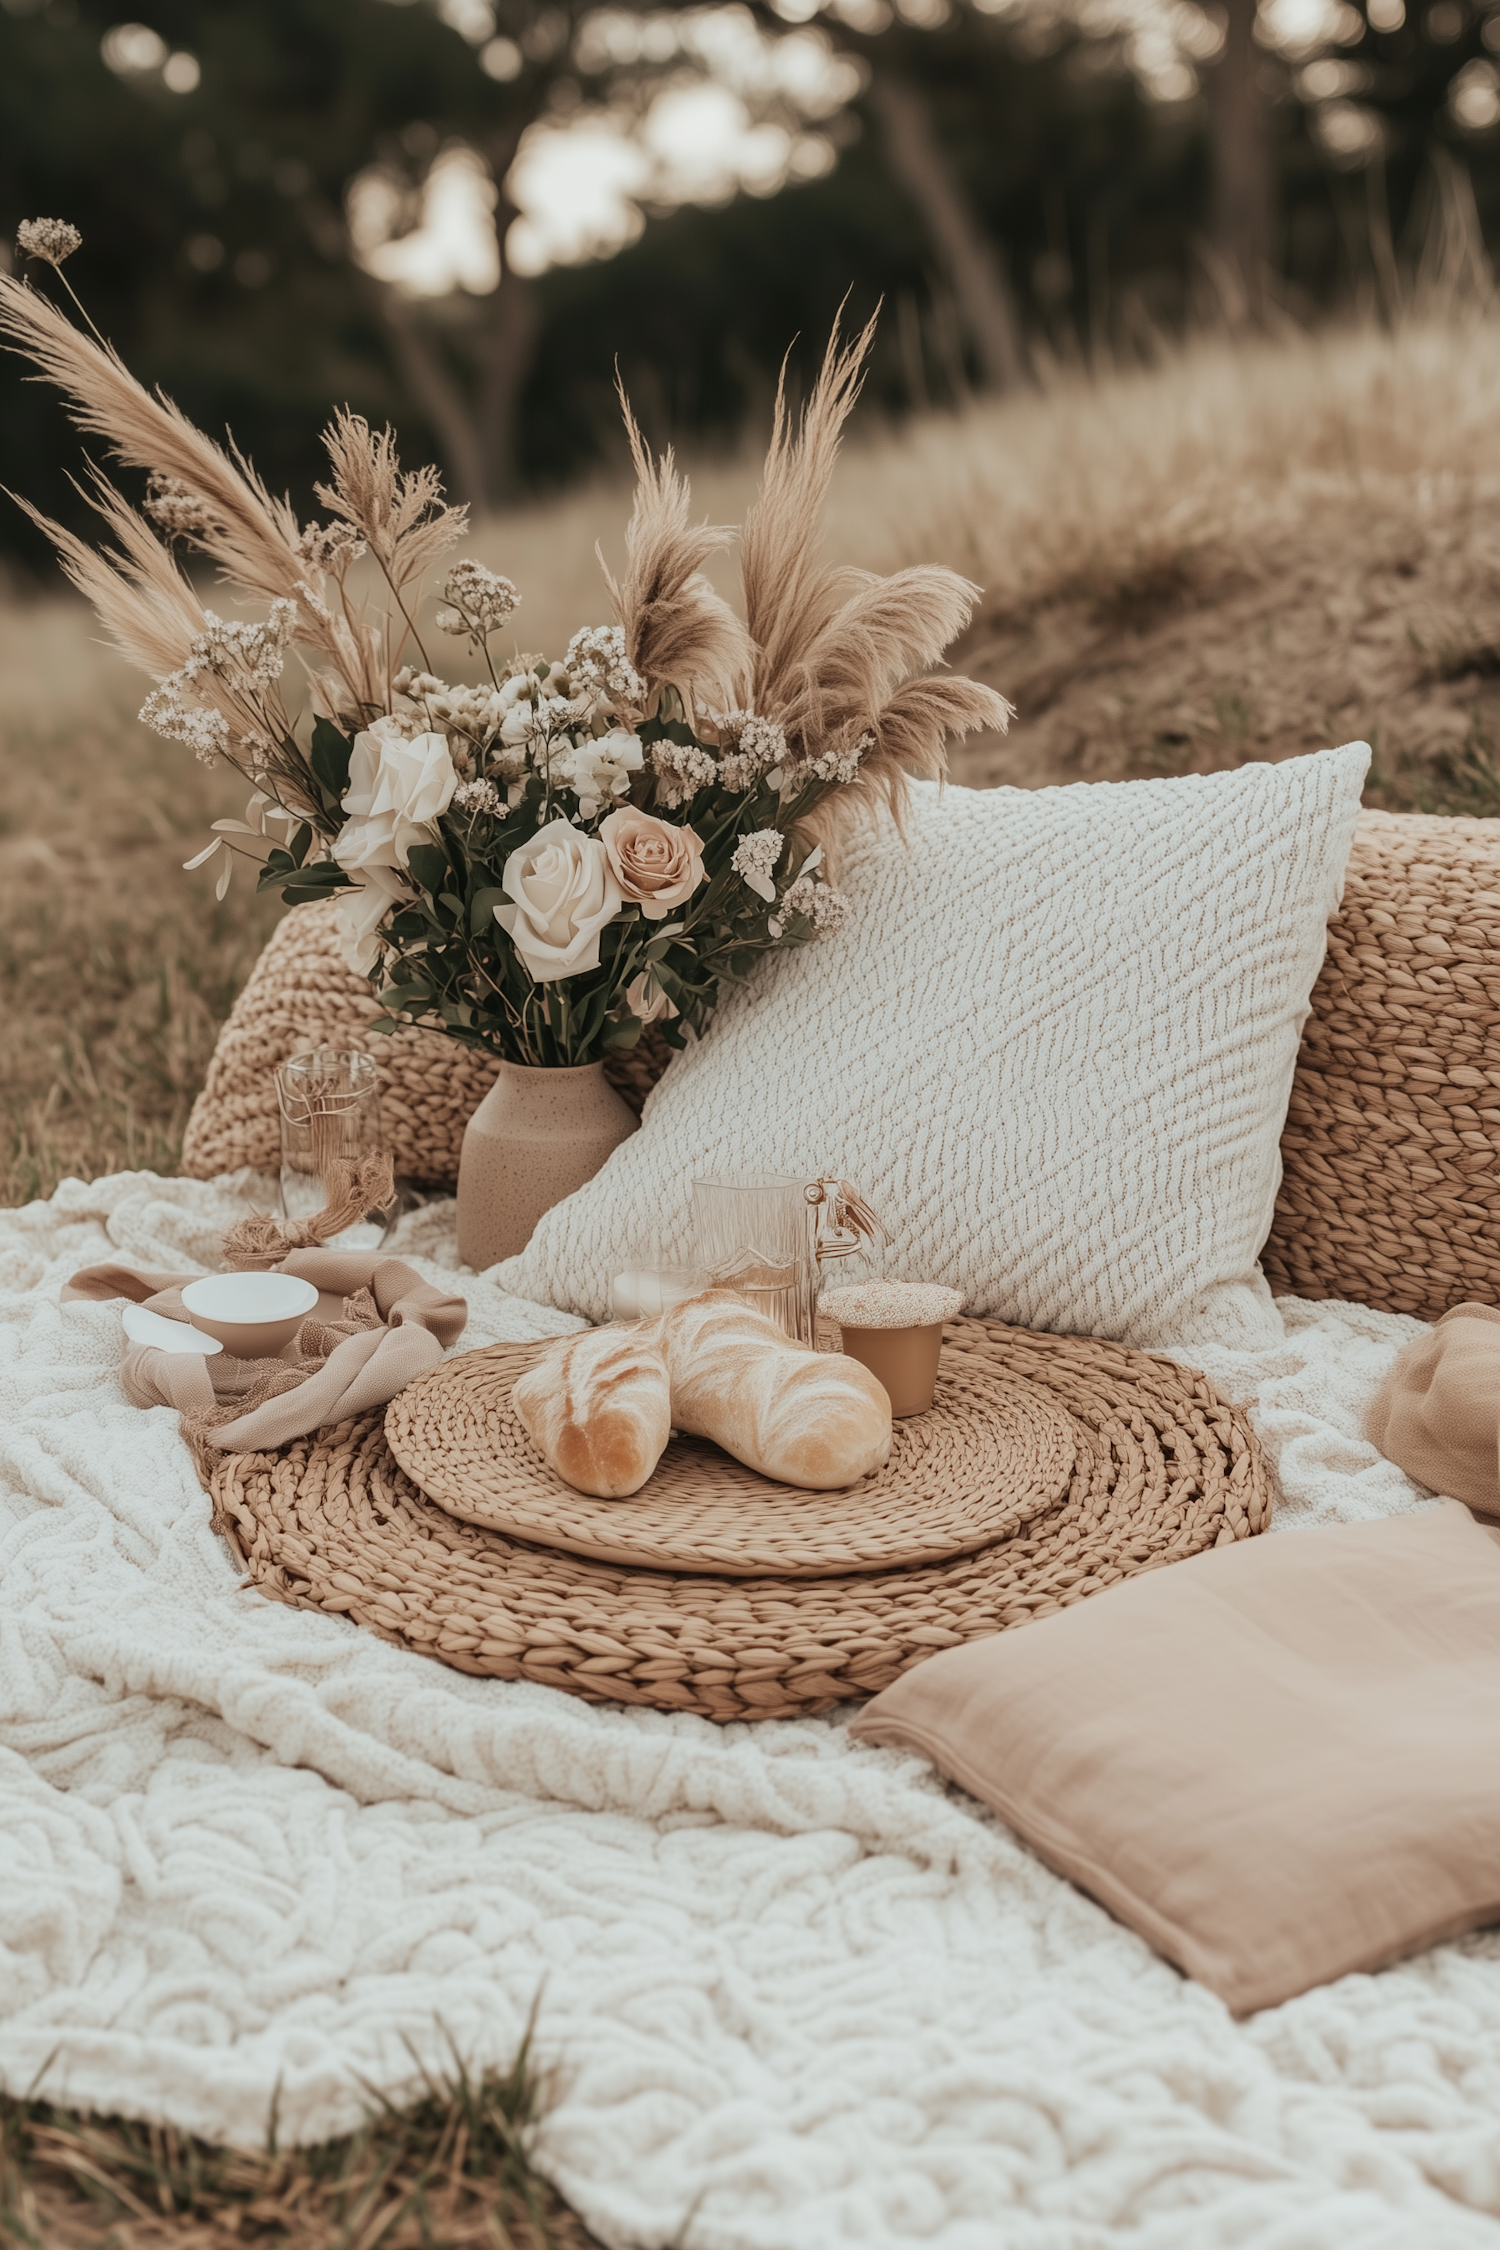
[
  {"xmin": 850, "ymin": 1504, "xmax": 1500, "ymax": 2016},
  {"xmin": 1262, "ymin": 808, "xmax": 1500, "ymax": 1322},
  {"xmin": 1367, "ymin": 1301, "xmax": 1500, "ymax": 1524},
  {"xmin": 180, "ymin": 901, "xmax": 669, "ymax": 1185}
]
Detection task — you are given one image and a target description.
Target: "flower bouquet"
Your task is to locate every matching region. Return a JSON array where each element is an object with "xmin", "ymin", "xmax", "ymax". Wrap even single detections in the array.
[{"xmin": 2, "ymin": 221, "xmax": 1010, "ymax": 1255}]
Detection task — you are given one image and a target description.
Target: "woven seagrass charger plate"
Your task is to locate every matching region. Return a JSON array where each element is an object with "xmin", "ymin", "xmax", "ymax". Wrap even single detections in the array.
[
  {"xmin": 383, "ymin": 1340, "xmax": 1078, "ymax": 1576},
  {"xmin": 208, "ymin": 1318, "xmax": 1270, "ymax": 1724}
]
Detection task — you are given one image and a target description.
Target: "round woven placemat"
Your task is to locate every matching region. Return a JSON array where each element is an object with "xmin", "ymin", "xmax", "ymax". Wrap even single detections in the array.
[
  {"xmin": 383, "ymin": 1341, "xmax": 1077, "ymax": 1576},
  {"xmin": 209, "ymin": 1318, "xmax": 1270, "ymax": 1723}
]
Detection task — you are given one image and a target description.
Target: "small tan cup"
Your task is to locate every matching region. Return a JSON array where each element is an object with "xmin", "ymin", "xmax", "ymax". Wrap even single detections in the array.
[
  {"xmin": 180, "ymin": 1271, "xmax": 320, "ymax": 1359},
  {"xmin": 819, "ymin": 1281, "xmax": 965, "ymax": 1418}
]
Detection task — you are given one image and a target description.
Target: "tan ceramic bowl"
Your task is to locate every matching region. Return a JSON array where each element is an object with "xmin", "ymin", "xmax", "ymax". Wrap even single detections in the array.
[{"xmin": 180, "ymin": 1271, "xmax": 319, "ymax": 1359}]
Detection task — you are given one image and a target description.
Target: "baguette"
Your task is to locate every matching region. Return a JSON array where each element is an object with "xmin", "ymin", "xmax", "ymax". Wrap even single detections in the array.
[
  {"xmin": 659, "ymin": 1287, "xmax": 892, "ymax": 1488},
  {"xmin": 512, "ymin": 1324, "xmax": 671, "ymax": 1498}
]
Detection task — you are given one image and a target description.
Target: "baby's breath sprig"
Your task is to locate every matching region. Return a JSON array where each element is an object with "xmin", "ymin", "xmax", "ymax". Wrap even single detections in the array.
[
  {"xmin": 14, "ymin": 217, "xmax": 111, "ymax": 353},
  {"xmin": 436, "ymin": 561, "xmax": 521, "ymax": 684},
  {"xmin": 16, "ymin": 218, "xmax": 81, "ymax": 266}
]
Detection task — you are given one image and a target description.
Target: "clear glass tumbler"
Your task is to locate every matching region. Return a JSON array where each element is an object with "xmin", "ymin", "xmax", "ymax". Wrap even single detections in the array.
[
  {"xmin": 691, "ymin": 1173, "xmax": 818, "ymax": 1345},
  {"xmin": 275, "ymin": 1046, "xmax": 393, "ymax": 1248}
]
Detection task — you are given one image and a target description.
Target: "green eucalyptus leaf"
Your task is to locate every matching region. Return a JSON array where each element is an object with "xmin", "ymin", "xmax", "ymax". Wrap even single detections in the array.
[
  {"xmin": 275, "ymin": 857, "xmax": 352, "ymax": 892},
  {"xmin": 639, "ymin": 714, "xmax": 699, "ymax": 748},
  {"xmin": 406, "ymin": 842, "xmax": 452, "ymax": 896},
  {"xmin": 310, "ymin": 717, "xmax": 354, "ymax": 804}
]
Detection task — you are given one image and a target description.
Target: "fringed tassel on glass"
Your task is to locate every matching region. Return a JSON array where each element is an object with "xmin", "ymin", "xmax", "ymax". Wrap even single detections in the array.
[{"xmin": 220, "ymin": 1154, "xmax": 396, "ymax": 1271}]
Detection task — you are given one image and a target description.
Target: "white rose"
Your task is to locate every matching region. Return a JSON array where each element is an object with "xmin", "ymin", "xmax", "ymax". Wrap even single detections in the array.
[
  {"xmin": 625, "ymin": 967, "xmax": 679, "ymax": 1023},
  {"xmin": 336, "ymin": 864, "xmax": 407, "ymax": 977},
  {"xmin": 496, "ymin": 817, "xmax": 625, "ymax": 983},
  {"xmin": 333, "ymin": 718, "xmax": 456, "ymax": 874}
]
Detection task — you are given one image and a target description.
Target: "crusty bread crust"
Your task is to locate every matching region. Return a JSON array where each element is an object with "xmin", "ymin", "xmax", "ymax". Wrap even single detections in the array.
[
  {"xmin": 659, "ymin": 1288, "xmax": 892, "ymax": 1488},
  {"xmin": 512, "ymin": 1326, "xmax": 672, "ymax": 1498}
]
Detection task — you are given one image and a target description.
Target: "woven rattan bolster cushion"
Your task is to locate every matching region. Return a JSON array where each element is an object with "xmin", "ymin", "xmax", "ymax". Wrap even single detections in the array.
[
  {"xmin": 851, "ymin": 1503, "xmax": 1500, "ymax": 2015},
  {"xmin": 179, "ymin": 900, "xmax": 671, "ymax": 1184},
  {"xmin": 1262, "ymin": 808, "xmax": 1500, "ymax": 1322}
]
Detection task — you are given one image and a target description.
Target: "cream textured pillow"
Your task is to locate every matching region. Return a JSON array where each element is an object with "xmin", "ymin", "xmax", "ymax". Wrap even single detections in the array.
[
  {"xmin": 498, "ymin": 747, "xmax": 1369, "ymax": 1347},
  {"xmin": 849, "ymin": 1504, "xmax": 1500, "ymax": 2016}
]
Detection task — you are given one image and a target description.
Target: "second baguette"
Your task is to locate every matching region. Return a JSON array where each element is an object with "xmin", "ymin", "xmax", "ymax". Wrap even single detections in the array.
[{"xmin": 659, "ymin": 1287, "xmax": 892, "ymax": 1488}]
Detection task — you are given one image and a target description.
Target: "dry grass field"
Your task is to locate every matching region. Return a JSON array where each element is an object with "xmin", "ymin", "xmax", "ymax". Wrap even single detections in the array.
[
  {"xmin": 0, "ymin": 2044, "xmax": 606, "ymax": 2249},
  {"xmin": 6, "ymin": 312, "xmax": 1500, "ymax": 1205},
  {"xmin": 4, "ymin": 307, "xmax": 1500, "ymax": 2245}
]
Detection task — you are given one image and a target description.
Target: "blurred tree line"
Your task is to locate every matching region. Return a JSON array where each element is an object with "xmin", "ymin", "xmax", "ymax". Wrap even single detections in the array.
[{"xmin": 3, "ymin": 0, "xmax": 1499, "ymax": 571}]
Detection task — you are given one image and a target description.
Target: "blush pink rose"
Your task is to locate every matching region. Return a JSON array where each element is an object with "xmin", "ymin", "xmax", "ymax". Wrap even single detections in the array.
[{"xmin": 598, "ymin": 808, "xmax": 705, "ymax": 922}]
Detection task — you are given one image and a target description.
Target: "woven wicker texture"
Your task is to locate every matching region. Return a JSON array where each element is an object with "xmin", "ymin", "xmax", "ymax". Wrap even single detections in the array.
[
  {"xmin": 1262, "ymin": 809, "xmax": 1500, "ymax": 1322},
  {"xmin": 384, "ymin": 1339, "xmax": 1077, "ymax": 1575},
  {"xmin": 208, "ymin": 1317, "xmax": 1270, "ymax": 1722},
  {"xmin": 180, "ymin": 900, "xmax": 674, "ymax": 1184}
]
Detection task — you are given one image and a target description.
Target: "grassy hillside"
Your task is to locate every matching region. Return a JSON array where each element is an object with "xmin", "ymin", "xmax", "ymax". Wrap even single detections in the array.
[{"xmin": 5, "ymin": 311, "xmax": 1500, "ymax": 1203}]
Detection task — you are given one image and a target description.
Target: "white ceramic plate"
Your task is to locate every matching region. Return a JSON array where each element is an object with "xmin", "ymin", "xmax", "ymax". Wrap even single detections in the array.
[{"xmin": 122, "ymin": 1302, "xmax": 223, "ymax": 1356}]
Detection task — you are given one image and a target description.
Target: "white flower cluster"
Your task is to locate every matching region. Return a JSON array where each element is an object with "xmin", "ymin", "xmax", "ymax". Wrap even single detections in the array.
[
  {"xmin": 565, "ymin": 625, "xmax": 644, "ymax": 705},
  {"xmin": 185, "ymin": 600, "xmax": 300, "ymax": 688},
  {"xmin": 295, "ymin": 519, "xmax": 367, "ymax": 573},
  {"xmin": 17, "ymin": 216, "xmax": 81, "ymax": 265},
  {"xmin": 731, "ymin": 827, "xmax": 783, "ymax": 902},
  {"xmin": 652, "ymin": 740, "xmax": 718, "ymax": 810},
  {"xmin": 452, "ymin": 776, "xmax": 501, "ymax": 814},
  {"xmin": 399, "ymin": 670, "xmax": 509, "ymax": 745},
  {"xmin": 538, "ymin": 729, "xmax": 644, "ymax": 820},
  {"xmin": 769, "ymin": 875, "xmax": 850, "ymax": 942},
  {"xmin": 439, "ymin": 560, "xmax": 520, "ymax": 638},
  {"xmin": 144, "ymin": 473, "xmax": 222, "ymax": 544},
  {"xmin": 785, "ymin": 731, "xmax": 872, "ymax": 792},
  {"xmin": 393, "ymin": 637, "xmax": 655, "ymax": 823},
  {"xmin": 138, "ymin": 600, "xmax": 297, "ymax": 764},
  {"xmin": 139, "ymin": 684, "xmax": 231, "ymax": 765},
  {"xmin": 709, "ymin": 708, "xmax": 788, "ymax": 793}
]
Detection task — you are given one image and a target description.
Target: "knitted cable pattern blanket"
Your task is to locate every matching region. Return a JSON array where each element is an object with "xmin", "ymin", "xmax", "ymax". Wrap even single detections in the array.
[{"xmin": 3, "ymin": 1171, "xmax": 1500, "ymax": 2250}]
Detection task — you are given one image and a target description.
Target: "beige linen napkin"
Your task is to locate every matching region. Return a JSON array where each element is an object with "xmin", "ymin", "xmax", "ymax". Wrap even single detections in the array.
[
  {"xmin": 63, "ymin": 1248, "xmax": 465, "ymax": 1455},
  {"xmin": 1366, "ymin": 1300, "xmax": 1500, "ymax": 1526}
]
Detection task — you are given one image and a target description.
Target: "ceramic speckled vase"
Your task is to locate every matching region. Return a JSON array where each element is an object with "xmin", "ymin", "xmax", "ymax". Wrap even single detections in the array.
[{"xmin": 456, "ymin": 1059, "xmax": 638, "ymax": 1270}]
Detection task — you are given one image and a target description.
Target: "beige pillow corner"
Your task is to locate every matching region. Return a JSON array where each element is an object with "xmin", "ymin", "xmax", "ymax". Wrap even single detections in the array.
[{"xmin": 850, "ymin": 1503, "xmax": 1500, "ymax": 2015}]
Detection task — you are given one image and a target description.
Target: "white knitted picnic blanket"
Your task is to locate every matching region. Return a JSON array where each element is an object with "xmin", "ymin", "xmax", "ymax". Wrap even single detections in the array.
[{"xmin": 3, "ymin": 1171, "xmax": 1499, "ymax": 2250}]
